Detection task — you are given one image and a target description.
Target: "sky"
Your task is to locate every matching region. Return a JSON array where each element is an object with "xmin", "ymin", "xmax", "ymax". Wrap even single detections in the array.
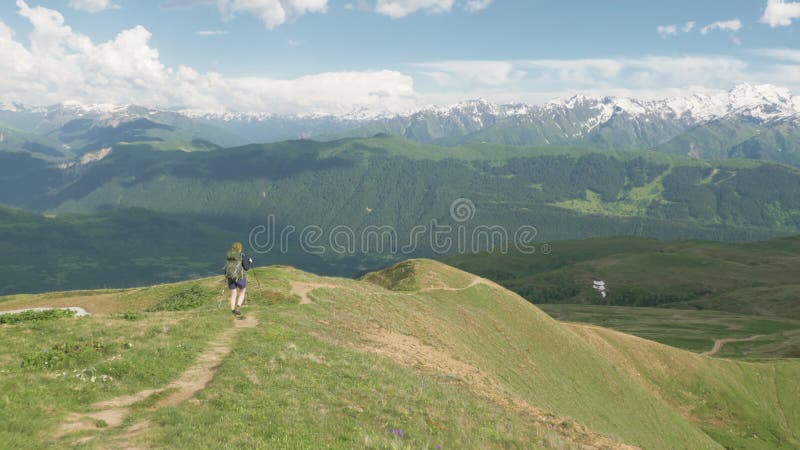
[{"xmin": 0, "ymin": 0, "xmax": 799, "ymax": 116}]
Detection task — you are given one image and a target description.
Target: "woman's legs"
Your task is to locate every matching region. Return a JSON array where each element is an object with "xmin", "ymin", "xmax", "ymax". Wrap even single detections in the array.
[
  {"xmin": 236, "ymin": 288, "xmax": 246, "ymax": 308},
  {"xmin": 229, "ymin": 288, "xmax": 238, "ymax": 312}
]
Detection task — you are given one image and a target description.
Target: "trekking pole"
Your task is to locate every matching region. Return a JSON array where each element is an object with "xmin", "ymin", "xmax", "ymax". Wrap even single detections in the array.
[
  {"xmin": 218, "ymin": 278, "xmax": 226, "ymax": 309},
  {"xmin": 251, "ymin": 266, "xmax": 262, "ymax": 290}
]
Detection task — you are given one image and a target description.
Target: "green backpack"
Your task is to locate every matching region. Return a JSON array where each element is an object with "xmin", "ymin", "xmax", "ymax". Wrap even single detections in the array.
[{"xmin": 224, "ymin": 250, "xmax": 244, "ymax": 281}]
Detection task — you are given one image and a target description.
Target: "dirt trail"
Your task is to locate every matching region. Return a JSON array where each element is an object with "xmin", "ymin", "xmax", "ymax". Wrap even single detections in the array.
[
  {"xmin": 289, "ymin": 275, "xmax": 500, "ymax": 304},
  {"xmin": 56, "ymin": 315, "xmax": 258, "ymax": 443},
  {"xmin": 289, "ymin": 281, "xmax": 338, "ymax": 304},
  {"xmin": 703, "ymin": 334, "xmax": 765, "ymax": 356},
  {"xmin": 420, "ymin": 275, "xmax": 504, "ymax": 292}
]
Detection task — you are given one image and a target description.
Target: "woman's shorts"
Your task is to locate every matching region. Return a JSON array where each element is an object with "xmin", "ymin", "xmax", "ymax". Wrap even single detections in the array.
[{"xmin": 228, "ymin": 277, "xmax": 246, "ymax": 290}]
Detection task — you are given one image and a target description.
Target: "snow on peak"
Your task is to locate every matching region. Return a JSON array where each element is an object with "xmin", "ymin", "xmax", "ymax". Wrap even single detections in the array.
[
  {"xmin": 541, "ymin": 83, "xmax": 799, "ymax": 125},
  {"xmin": 724, "ymin": 83, "xmax": 798, "ymax": 120},
  {"xmin": 1, "ymin": 83, "xmax": 797, "ymax": 126},
  {"xmin": 545, "ymin": 94, "xmax": 591, "ymax": 110},
  {"xmin": 56, "ymin": 101, "xmax": 135, "ymax": 115}
]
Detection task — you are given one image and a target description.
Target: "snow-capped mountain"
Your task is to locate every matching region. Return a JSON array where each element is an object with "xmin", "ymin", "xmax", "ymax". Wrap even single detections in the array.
[
  {"xmin": 399, "ymin": 83, "xmax": 800, "ymax": 137},
  {"xmin": 344, "ymin": 83, "xmax": 800, "ymax": 164},
  {"xmin": 2, "ymin": 83, "xmax": 800, "ymax": 166},
  {"xmin": 4, "ymin": 83, "xmax": 798, "ymax": 131}
]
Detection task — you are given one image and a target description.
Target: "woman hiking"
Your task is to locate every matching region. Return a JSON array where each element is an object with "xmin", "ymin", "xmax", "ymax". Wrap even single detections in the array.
[{"xmin": 225, "ymin": 242, "xmax": 253, "ymax": 317}]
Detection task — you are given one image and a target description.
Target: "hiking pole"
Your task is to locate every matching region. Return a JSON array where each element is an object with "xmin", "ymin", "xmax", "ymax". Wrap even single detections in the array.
[
  {"xmin": 218, "ymin": 277, "xmax": 227, "ymax": 309},
  {"xmin": 251, "ymin": 266, "xmax": 262, "ymax": 290}
]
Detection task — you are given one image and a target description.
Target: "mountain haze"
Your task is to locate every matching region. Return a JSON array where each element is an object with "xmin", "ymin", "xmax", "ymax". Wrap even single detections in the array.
[{"xmin": 4, "ymin": 84, "xmax": 800, "ymax": 166}]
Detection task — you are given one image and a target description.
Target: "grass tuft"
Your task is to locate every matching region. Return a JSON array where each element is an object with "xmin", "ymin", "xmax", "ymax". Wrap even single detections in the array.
[
  {"xmin": 147, "ymin": 286, "xmax": 213, "ymax": 312},
  {"xmin": 0, "ymin": 308, "xmax": 75, "ymax": 325}
]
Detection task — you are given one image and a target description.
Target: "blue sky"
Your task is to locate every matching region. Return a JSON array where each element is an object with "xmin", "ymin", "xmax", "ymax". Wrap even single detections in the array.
[{"xmin": 0, "ymin": 0, "xmax": 798, "ymax": 115}]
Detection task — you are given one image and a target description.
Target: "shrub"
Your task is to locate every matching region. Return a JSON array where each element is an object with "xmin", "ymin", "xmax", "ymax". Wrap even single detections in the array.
[
  {"xmin": 111, "ymin": 311, "xmax": 144, "ymax": 321},
  {"xmin": 148, "ymin": 285, "xmax": 212, "ymax": 312},
  {"xmin": 0, "ymin": 308, "xmax": 75, "ymax": 325}
]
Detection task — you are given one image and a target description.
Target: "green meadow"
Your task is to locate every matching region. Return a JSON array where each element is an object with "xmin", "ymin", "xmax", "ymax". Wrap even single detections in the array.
[{"xmin": 1, "ymin": 260, "xmax": 798, "ymax": 448}]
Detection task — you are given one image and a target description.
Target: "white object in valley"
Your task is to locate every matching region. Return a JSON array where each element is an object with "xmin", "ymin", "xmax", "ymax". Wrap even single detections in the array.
[{"xmin": 592, "ymin": 280, "xmax": 607, "ymax": 299}]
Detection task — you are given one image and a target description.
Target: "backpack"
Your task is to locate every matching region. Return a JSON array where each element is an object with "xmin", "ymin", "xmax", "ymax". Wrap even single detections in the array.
[{"xmin": 224, "ymin": 250, "xmax": 244, "ymax": 282}]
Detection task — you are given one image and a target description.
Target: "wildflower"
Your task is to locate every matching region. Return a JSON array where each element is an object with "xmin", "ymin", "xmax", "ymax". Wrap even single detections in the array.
[{"xmin": 387, "ymin": 428, "xmax": 405, "ymax": 438}]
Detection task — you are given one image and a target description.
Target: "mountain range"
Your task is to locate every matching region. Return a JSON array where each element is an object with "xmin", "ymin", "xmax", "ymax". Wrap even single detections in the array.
[
  {"xmin": 2, "ymin": 83, "xmax": 800, "ymax": 166},
  {"xmin": 4, "ymin": 135, "xmax": 800, "ymax": 293}
]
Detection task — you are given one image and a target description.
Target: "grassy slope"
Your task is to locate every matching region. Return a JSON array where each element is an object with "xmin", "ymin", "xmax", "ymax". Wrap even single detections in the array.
[
  {"xmin": 444, "ymin": 236, "xmax": 800, "ymax": 318},
  {"xmin": 444, "ymin": 236, "xmax": 800, "ymax": 358},
  {"xmin": 569, "ymin": 324, "xmax": 800, "ymax": 449},
  {"xmin": 538, "ymin": 304, "xmax": 800, "ymax": 358},
  {"xmin": 1, "ymin": 260, "xmax": 798, "ymax": 448},
  {"xmin": 0, "ymin": 280, "xmax": 234, "ymax": 448}
]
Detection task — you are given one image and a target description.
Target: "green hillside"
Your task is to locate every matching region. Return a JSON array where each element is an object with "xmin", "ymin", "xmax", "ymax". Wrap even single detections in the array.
[
  {"xmin": 1, "ymin": 260, "xmax": 797, "ymax": 448},
  {"xmin": 49, "ymin": 118, "xmax": 237, "ymax": 158},
  {"xmin": 5, "ymin": 136, "xmax": 800, "ymax": 294},
  {"xmin": 0, "ymin": 124, "xmax": 64, "ymax": 159},
  {"xmin": 0, "ymin": 205, "xmax": 361, "ymax": 296},
  {"xmin": 20, "ymin": 136, "xmax": 800, "ymax": 238},
  {"xmin": 0, "ymin": 206, "xmax": 236, "ymax": 295},
  {"xmin": 445, "ymin": 236, "xmax": 800, "ymax": 357},
  {"xmin": 444, "ymin": 236, "xmax": 800, "ymax": 315}
]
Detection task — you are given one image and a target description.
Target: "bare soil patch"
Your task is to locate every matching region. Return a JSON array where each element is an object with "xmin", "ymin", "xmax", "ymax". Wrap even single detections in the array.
[
  {"xmin": 703, "ymin": 335, "xmax": 765, "ymax": 356},
  {"xmin": 289, "ymin": 281, "xmax": 338, "ymax": 304}
]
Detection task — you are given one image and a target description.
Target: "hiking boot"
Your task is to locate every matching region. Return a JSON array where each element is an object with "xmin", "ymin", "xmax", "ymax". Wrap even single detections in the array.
[{"xmin": 233, "ymin": 307, "xmax": 242, "ymax": 316}]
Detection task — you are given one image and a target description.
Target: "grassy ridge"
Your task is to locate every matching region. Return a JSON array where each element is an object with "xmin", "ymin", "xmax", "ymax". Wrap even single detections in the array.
[
  {"xmin": 445, "ymin": 236, "xmax": 800, "ymax": 317},
  {"xmin": 3, "ymin": 260, "xmax": 798, "ymax": 448}
]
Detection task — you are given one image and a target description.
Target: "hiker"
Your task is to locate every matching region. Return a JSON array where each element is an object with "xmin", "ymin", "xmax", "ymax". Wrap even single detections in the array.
[{"xmin": 225, "ymin": 242, "xmax": 253, "ymax": 316}]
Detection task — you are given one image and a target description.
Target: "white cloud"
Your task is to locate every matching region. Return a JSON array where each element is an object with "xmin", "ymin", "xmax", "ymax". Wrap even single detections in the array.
[
  {"xmin": 658, "ymin": 21, "xmax": 697, "ymax": 38},
  {"xmin": 162, "ymin": 0, "xmax": 217, "ymax": 7},
  {"xmin": 0, "ymin": 1, "xmax": 416, "ymax": 116},
  {"xmin": 413, "ymin": 60, "xmax": 526, "ymax": 86},
  {"xmin": 68, "ymin": 0, "xmax": 118, "ymax": 13},
  {"xmin": 657, "ymin": 25, "xmax": 677, "ymax": 38},
  {"xmin": 464, "ymin": 0, "xmax": 492, "ymax": 13},
  {"xmin": 761, "ymin": 0, "xmax": 800, "ymax": 27},
  {"xmin": 410, "ymin": 56, "xmax": 800, "ymax": 104},
  {"xmin": 754, "ymin": 48, "xmax": 800, "ymax": 63},
  {"xmin": 171, "ymin": 0, "xmax": 488, "ymax": 23},
  {"xmin": 196, "ymin": 29, "xmax": 229, "ymax": 36},
  {"xmin": 217, "ymin": 0, "xmax": 328, "ymax": 29},
  {"xmin": 287, "ymin": 39, "xmax": 303, "ymax": 46},
  {"xmin": 700, "ymin": 19, "xmax": 742, "ymax": 34},
  {"xmin": 2, "ymin": 2, "xmax": 798, "ymax": 115},
  {"xmin": 374, "ymin": 0, "xmax": 454, "ymax": 18}
]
